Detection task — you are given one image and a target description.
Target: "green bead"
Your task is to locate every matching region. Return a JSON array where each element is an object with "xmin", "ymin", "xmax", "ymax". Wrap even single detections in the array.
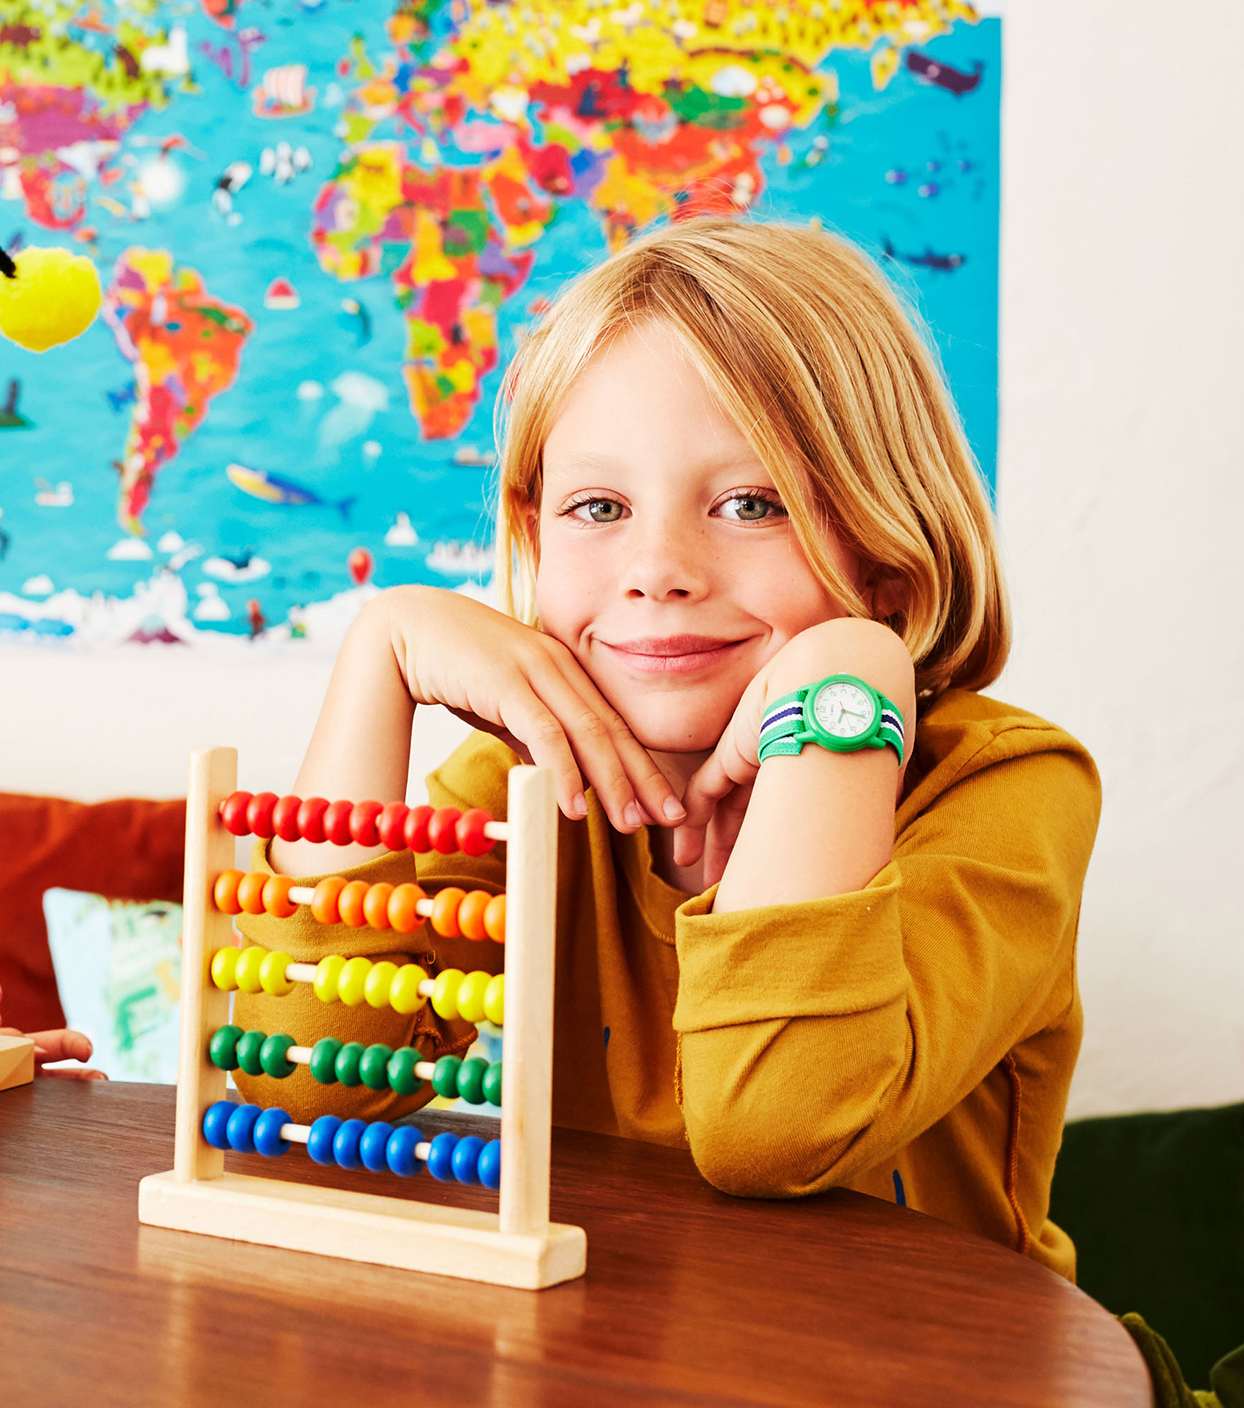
[
  {"xmin": 359, "ymin": 1043, "xmax": 394, "ymax": 1091},
  {"xmin": 457, "ymin": 1057, "xmax": 487, "ymax": 1105},
  {"xmin": 481, "ymin": 1061, "xmax": 503, "ymax": 1107},
  {"xmin": 209, "ymin": 1024, "xmax": 243, "ymax": 1071},
  {"xmin": 387, "ymin": 1047, "xmax": 422, "ymax": 1096},
  {"xmin": 335, "ymin": 1041, "xmax": 364, "ymax": 1087},
  {"xmin": 236, "ymin": 1029, "xmax": 266, "ymax": 1077},
  {"xmin": 309, "ymin": 1038, "xmax": 342, "ymax": 1084},
  {"xmin": 431, "ymin": 1056, "xmax": 460, "ymax": 1099},
  {"xmin": 259, "ymin": 1033, "xmax": 296, "ymax": 1079}
]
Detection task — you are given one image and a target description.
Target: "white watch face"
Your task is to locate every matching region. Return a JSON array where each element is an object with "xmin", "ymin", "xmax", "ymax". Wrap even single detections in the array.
[{"xmin": 811, "ymin": 681, "xmax": 876, "ymax": 739}]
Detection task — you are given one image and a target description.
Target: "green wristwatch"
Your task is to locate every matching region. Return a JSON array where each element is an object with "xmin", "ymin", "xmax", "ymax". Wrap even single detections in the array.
[{"xmin": 758, "ymin": 673, "xmax": 905, "ymax": 766}]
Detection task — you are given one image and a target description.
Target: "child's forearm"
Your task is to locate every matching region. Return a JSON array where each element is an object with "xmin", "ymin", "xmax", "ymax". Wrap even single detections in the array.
[
  {"xmin": 712, "ymin": 620, "xmax": 915, "ymax": 912},
  {"xmin": 270, "ymin": 593, "xmax": 415, "ymax": 877}
]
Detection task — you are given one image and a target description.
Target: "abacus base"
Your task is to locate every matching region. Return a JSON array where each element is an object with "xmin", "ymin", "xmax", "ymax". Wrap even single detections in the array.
[{"xmin": 138, "ymin": 1170, "xmax": 587, "ymax": 1289}]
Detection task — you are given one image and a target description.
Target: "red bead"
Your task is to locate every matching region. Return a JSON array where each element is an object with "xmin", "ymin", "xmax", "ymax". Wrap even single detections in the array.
[
  {"xmin": 323, "ymin": 800, "xmax": 355, "ymax": 847},
  {"xmin": 427, "ymin": 807, "xmax": 462, "ymax": 855},
  {"xmin": 456, "ymin": 808, "xmax": 495, "ymax": 857},
  {"xmin": 220, "ymin": 792, "xmax": 253, "ymax": 836},
  {"xmin": 404, "ymin": 805, "xmax": 434, "ymax": 853},
  {"xmin": 271, "ymin": 795, "xmax": 303, "ymax": 843},
  {"xmin": 296, "ymin": 796, "xmax": 329, "ymax": 844},
  {"xmin": 348, "ymin": 800, "xmax": 384, "ymax": 847},
  {"xmin": 246, "ymin": 792, "xmax": 278, "ymax": 839},
  {"xmin": 377, "ymin": 802, "xmax": 410, "ymax": 851}
]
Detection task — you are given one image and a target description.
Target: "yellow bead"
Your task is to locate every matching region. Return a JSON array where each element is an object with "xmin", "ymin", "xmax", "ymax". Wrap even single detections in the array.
[
  {"xmin": 234, "ymin": 946, "xmax": 267, "ymax": 995},
  {"xmin": 484, "ymin": 973, "xmax": 505, "ymax": 1027},
  {"xmin": 337, "ymin": 956, "xmax": 373, "ymax": 1007},
  {"xmin": 313, "ymin": 955, "xmax": 346, "ymax": 1004},
  {"xmin": 431, "ymin": 968, "xmax": 464, "ymax": 1020},
  {"xmin": 364, "ymin": 960, "xmax": 398, "ymax": 1009},
  {"xmin": 259, "ymin": 950, "xmax": 295, "ymax": 997},
  {"xmin": 456, "ymin": 970, "xmax": 490, "ymax": 1025},
  {"xmin": 209, "ymin": 946, "xmax": 239, "ymax": 991},
  {"xmin": 389, "ymin": 964, "xmax": 428, "ymax": 1015}
]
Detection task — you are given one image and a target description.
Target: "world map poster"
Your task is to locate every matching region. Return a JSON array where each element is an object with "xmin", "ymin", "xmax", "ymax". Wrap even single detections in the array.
[{"xmin": 0, "ymin": 0, "xmax": 1000, "ymax": 649}]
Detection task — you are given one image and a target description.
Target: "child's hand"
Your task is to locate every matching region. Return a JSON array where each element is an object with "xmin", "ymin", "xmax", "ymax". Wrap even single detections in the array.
[
  {"xmin": 384, "ymin": 587, "xmax": 685, "ymax": 834},
  {"xmin": 0, "ymin": 982, "xmax": 107, "ymax": 1080},
  {"xmin": 675, "ymin": 619, "xmax": 915, "ymax": 887}
]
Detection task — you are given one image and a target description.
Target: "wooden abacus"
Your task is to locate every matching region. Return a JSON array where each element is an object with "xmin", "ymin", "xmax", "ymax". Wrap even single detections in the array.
[{"xmin": 138, "ymin": 747, "xmax": 586, "ymax": 1289}]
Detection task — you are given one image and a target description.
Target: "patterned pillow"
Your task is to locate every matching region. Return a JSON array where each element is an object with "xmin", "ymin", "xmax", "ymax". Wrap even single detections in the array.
[{"xmin": 43, "ymin": 888, "xmax": 183, "ymax": 1082}]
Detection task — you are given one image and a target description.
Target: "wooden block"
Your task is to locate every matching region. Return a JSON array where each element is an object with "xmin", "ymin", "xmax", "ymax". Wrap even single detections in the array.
[
  {"xmin": 0, "ymin": 1034, "xmax": 36, "ymax": 1092},
  {"xmin": 138, "ymin": 1170, "xmax": 587, "ymax": 1290}
]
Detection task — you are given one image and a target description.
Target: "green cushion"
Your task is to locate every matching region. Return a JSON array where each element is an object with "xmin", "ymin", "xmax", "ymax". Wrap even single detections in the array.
[{"xmin": 1052, "ymin": 1103, "xmax": 1244, "ymax": 1389}]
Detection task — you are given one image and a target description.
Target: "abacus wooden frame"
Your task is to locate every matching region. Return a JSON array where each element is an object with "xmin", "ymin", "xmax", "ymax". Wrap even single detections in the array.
[{"xmin": 138, "ymin": 746, "xmax": 586, "ymax": 1290}]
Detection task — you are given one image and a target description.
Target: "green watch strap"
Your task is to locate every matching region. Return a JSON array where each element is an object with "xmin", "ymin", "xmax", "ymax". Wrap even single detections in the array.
[{"xmin": 758, "ymin": 675, "xmax": 905, "ymax": 766}]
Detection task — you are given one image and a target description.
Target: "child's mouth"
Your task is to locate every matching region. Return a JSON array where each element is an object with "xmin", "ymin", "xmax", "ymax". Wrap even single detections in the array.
[{"xmin": 600, "ymin": 635, "xmax": 746, "ymax": 675}]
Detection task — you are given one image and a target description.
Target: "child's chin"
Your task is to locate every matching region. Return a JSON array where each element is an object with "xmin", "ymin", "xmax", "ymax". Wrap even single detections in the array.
[{"xmin": 628, "ymin": 716, "xmax": 727, "ymax": 756}]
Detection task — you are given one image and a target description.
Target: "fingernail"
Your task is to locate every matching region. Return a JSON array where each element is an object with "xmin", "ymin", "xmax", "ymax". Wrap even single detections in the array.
[
  {"xmin": 663, "ymin": 797, "xmax": 686, "ymax": 821},
  {"xmin": 571, "ymin": 792, "xmax": 588, "ymax": 818},
  {"xmin": 623, "ymin": 801, "xmax": 643, "ymax": 829}
]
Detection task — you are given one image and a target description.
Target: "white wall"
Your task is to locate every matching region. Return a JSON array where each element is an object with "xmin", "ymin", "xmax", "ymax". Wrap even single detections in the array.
[
  {"xmin": 995, "ymin": 1, "xmax": 1244, "ymax": 1117},
  {"xmin": 2, "ymin": 1, "xmax": 1241, "ymax": 1119}
]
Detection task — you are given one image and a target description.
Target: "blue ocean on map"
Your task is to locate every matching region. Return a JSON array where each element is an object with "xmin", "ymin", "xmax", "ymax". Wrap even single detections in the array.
[{"xmin": 0, "ymin": 2, "xmax": 999, "ymax": 643}]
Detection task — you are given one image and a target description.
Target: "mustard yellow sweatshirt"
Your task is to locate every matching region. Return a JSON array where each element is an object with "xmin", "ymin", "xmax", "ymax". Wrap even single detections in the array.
[{"xmin": 234, "ymin": 689, "xmax": 1099, "ymax": 1281}]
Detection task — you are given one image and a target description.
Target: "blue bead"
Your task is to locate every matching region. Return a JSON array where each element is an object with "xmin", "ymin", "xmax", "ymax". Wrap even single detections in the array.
[
  {"xmin": 426, "ymin": 1131, "xmax": 458, "ymax": 1181},
  {"xmin": 203, "ymin": 1100, "xmax": 236, "ymax": 1150},
  {"xmin": 333, "ymin": 1118, "xmax": 367, "ymax": 1170},
  {"xmin": 253, "ymin": 1107, "xmax": 292, "ymax": 1158},
  {"xmin": 360, "ymin": 1121, "xmax": 395, "ymax": 1173},
  {"xmin": 385, "ymin": 1126, "xmax": 423, "ymax": 1178},
  {"xmin": 451, "ymin": 1134, "xmax": 484, "ymax": 1184},
  {"xmin": 307, "ymin": 1115, "xmax": 342, "ymax": 1165},
  {"xmin": 225, "ymin": 1102, "xmax": 261, "ymax": 1153},
  {"xmin": 477, "ymin": 1138, "xmax": 502, "ymax": 1191}
]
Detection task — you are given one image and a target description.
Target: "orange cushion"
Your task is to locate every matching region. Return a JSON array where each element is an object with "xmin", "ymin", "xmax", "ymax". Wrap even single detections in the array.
[{"xmin": 0, "ymin": 793, "xmax": 185, "ymax": 1032}]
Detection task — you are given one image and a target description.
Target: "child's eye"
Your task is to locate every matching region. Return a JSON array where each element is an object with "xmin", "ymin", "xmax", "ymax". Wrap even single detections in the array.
[
  {"xmin": 563, "ymin": 497, "xmax": 627, "ymax": 524},
  {"xmin": 716, "ymin": 492, "xmax": 786, "ymax": 522}
]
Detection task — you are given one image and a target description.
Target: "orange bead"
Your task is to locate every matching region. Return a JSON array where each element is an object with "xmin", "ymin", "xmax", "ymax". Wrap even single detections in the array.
[
  {"xmin": 430, "ymin": 886, "xmax": 466, "ymax": 939},
  {"xmin": 338, "ymin": 880, "xmax": 370, "ymax": 928},
  {"xmin": 311, "ymin": 876, "xmax": 347, "ymax": 925},
  {"xmin": 387, "ymin": 883, "xmax": 426, "ymax": 934},
  {"xmin": 458, "ymin": 890, "xmax": 492, "ymax": 941},
  {"xmin": 363, "ymin": 882, "xmax": 394, "ymax": 930},
  {"xmin": 262, "ymin": 874, "xmax": 297, "ymax": 919},
  {"xmin": 237, "ymin": 872, "xmax": 268, "ymax": 916},
  {"xmin": 484, "ymin": 893, "xmax": 506, "ymax": 943},
  {"xmin": 213, "ymin": 870, "xmax": 244, "ymax": 915}
]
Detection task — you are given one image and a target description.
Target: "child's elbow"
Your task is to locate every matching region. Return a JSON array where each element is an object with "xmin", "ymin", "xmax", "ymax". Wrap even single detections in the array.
[{"xmin": 685, "ymin": 1105, "xmax": 852, "ymax": 1199}]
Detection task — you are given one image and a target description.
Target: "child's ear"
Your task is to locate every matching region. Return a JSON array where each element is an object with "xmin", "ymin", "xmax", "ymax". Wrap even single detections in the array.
[{"xmin": 862, "ymin": 568, "xmax": 908, "ymax": 623}]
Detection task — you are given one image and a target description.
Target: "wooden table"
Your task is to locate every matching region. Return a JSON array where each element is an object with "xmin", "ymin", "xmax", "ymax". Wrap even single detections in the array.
[{"xmin": 1, "ymin": 1081, "xmax": 1151, "ymax": 1408}]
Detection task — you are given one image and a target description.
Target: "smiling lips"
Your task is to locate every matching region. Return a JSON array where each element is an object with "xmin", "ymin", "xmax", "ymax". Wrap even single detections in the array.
[{"xmin": 600, "ymin": 634, "xmax": 747, "ymax": 674}]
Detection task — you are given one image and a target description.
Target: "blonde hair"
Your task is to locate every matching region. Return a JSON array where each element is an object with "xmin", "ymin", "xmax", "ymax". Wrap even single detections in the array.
[{"xmin": 494, "ymin": 216, "xmax": 1009, "ymax": 699}]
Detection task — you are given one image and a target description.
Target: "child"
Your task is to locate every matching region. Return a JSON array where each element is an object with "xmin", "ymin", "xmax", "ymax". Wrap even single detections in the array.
[{"xmin": 235, "ymin": 217, "xmax": 1099, "ymax": 1282}]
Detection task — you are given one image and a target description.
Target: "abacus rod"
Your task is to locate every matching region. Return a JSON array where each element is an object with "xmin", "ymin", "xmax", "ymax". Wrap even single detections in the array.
[
  {"xmin": 483, "ymin": 821, "xmax": 509, "ymax": 842},
  {"xmin": 282, "ymin": 1046, "xmax": 439, "ymax": 1083},
  {"xmin": 272, "ymin": 1121, "xmax": 433, "ymax": 1161}
]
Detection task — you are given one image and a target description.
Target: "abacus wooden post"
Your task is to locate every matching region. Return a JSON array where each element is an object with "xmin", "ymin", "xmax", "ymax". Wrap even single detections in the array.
[
  {"xmin": 498, "ymin": 764, "xmax": 557, "ymax": 1238},
  {"xmin": 173, "ymin": 746, "xmax": 236, "ymax": 1182}
]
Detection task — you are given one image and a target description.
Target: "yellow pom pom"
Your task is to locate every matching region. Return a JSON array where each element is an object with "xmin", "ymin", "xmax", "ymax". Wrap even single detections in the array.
[
  {"xmin": 0, "ymin": 246, "xmax": 102, "ymax": 352},
  {"xmin": 313, "ymin": 955, "xmax": 345, "ymax": 1004},
  {"xmin": 234, "ymin": 946, "xmax": 267, "ymax": 995},
  {"xmin": 337, "ymin": 956, "xmax": 373, "ymax": 1007},
  {"xmin": 364, "ymin": 960, "xmax": 398, "ymax": 1009},
  {"xmin": 456, "ymin": 970, "xmax": 491, "ymax": 1025},
  {"xmin": 484, "ymin": 974, "xmax": 505, "ymax": 1027},
  {"xmin": 431, "ymin": 968, "xmax": 464, "ymax": 1020},
  {"xmin": 209, "ymin": 946, "xmax": 239, "ymax": 991},
  {"xmin": 389, "ymin": 963, "xmax": 428, "ymax": 1015},
  {"xmin": 259, "ymin": 950, "xmax": 295, "ymax": 997}
]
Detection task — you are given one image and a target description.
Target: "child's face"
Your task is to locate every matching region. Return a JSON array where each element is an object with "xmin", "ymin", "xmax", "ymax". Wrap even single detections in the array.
[{"xmin": 534, "ymin": 320, "xmax": 859, "ymax": 755}]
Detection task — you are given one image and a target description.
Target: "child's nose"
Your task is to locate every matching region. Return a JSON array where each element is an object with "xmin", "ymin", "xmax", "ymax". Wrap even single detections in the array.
[{"xmin": 620, "ymin": 520, "xmax": 710, "ymax": 602}]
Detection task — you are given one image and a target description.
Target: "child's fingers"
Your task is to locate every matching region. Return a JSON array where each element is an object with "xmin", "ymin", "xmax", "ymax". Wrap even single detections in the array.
[
  {"xmin": 28, "ymin": 1028, "xmax": 93, "ymax": 1065},
  {"xmin": 39, "ymin": 1067, "xmax": 108, "ymax": 1080}
]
